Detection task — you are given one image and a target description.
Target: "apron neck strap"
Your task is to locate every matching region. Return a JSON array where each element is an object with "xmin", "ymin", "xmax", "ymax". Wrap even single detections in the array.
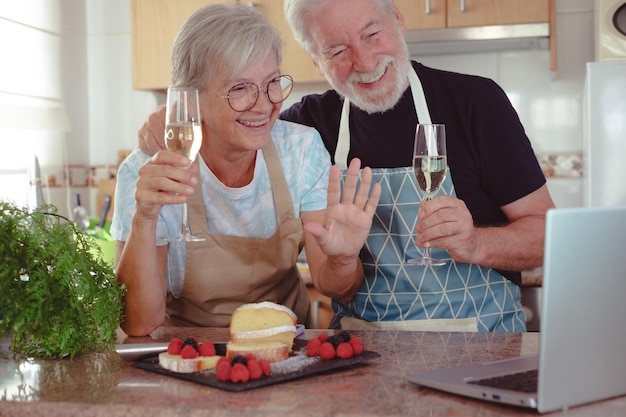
[{"xmin": 334, "ymin": 63, "xmax": 431, "ymax": 169}]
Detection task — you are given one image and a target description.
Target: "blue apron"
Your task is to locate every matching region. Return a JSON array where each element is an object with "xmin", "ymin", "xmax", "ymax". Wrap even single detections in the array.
[{"xmin": 330, "ymin": 66, "xmax": 526, "ymax": 332}]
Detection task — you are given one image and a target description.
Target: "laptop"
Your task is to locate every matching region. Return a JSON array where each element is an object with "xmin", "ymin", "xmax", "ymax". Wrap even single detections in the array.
[{"xmin": 406, "ymin": 206, "xmax": 626, "ymax": 413}]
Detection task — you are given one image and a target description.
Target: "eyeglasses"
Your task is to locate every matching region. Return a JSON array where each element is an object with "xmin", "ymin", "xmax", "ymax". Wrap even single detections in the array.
[{"xmin": 220, "ymin": 74, "xmax": 294, "ymax": 112}]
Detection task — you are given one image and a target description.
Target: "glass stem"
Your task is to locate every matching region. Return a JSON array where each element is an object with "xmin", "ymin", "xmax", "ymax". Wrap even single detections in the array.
[
  {"xmin": 421, "ymin": 196, "xmax": 433, "ymax": 260},
  {"xmin": 181, "ymin": 203, "xmax": 190, "ymax": 236}
]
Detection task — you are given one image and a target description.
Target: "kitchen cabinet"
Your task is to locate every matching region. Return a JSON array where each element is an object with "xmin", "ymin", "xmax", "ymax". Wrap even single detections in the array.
[
  {"xmin": 131, "ymin": 0, "xmax": 235, "ymax": 90},
  {"xmin": 397, "ymin": 0, "xmax": 557, "ymax": 70},
  {"xmin": 397, "ymin": 0, "xmax": 549, "ymax": 29},
  {"xmin": 131, "ymin": 0, "xmax": 323, "ymax": 90},
  {"xmin": 132, "ymin": 1, "xmax": 557, "ymax": 89},
  {"xmin": 252, "ymin": 1, "xmax": 326, "ymax": 84}
]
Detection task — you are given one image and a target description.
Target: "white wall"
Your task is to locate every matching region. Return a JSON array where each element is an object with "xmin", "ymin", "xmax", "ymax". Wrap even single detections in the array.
[
  {"xmin": 0, "ymin": 0, "xmax": 74, "ymax": 214},
  {"xmin": 63, "ymin": 0, "xmax": 594, "ymax": 215}
]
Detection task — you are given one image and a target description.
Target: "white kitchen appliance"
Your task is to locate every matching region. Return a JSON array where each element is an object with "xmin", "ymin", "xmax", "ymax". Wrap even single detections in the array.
[
  {"xmin": 583, "ymin": 60, "xmax": 626, "ymax": 207},
  {"xmin": 596, "ymin": 0, "xmax": 626, "ymax": 60}
]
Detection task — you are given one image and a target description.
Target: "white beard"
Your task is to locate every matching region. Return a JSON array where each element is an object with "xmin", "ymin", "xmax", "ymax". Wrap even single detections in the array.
[{"xmin": 325, "ymin": 42, "xmax": 410, "ymax": 114}]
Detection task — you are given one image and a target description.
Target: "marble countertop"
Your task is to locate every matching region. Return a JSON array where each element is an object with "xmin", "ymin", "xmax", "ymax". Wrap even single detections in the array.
[{"xmin": 1, "ymin": 328, "xmax": 625, "ymax": 417}]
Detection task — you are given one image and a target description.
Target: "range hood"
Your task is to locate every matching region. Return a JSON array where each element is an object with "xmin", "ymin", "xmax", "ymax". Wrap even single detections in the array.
[{"xmin": 405, "ymin": 22, "xmax": 550, "ymax": 56}]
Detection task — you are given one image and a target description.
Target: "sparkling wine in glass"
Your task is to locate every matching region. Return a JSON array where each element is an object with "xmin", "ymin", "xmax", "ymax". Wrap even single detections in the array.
[
  {"xmin": 164, "ymin": 86, "xmax": 204, "ymax": 242},
  {"xmin": 408, "ymin": 124, "xmax": 447, "ymax": 266}
]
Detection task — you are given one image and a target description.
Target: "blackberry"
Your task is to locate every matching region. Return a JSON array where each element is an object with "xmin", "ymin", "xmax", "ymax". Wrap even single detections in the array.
[
  {"xmin": 326, "ymin": 331, "xmax": 352, "ymax": 348},
  {"xmin": 230, "ymin": 354, "xmax": 248, "ymax": 366},
  {"xmin": 182, "ymin": 337, "xmax": 199, "ymax": 352}
]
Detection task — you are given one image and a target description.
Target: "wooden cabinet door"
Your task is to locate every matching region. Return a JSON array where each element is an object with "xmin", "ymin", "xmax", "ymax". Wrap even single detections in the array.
[
  {"xmin": 132, "ymin": 0, "xmax": 325, "ymax": 89},
  {"xmin": 131, "ymin": 0, "xmax": 234, "ymax": 90},
  {"xmin": 396, "ymin": 0, "xmax": 447, "ymax": 30},
  {"xmin": 254, "ymin": 0, "xmax": 326, "ymax": 84},
  {"xmin": 446, "ymin": 0, "xmax": 549, "ymax": 28}
]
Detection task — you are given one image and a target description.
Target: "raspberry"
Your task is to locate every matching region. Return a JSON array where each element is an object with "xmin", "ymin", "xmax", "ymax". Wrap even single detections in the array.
[
  {"xmin": 317, "ymin": 333, "xmax": 329, "ymax": 343},
  {"xmin": 180, "ymin": 344, "xmax": 198, "ymax": 359},
  {"xmin": 198, "ymin": 342, "xmax": 216, "ymax": 357},
  {"xmin": 217, "ymin": 356, "xmax": 230, "ymax": 366},
  {"xmin": 246, "ymin": 359, "xmax": 263, "ymax": 380},
  {"xmin": 336, "ymin": 342, "xmax": 354, "ymax": 359},
  {"xmin": 306, "ymin": 337, "xmax": 322, "ymax": 357},
  {"xmin": 244, "ymin": 353, "xmax": 257, "ymax": 362},
  {"xmin": 319, "ymin": 342, "xmax": 336, "ymax": 360},
  {"xmin": 349, "ymin": 336, "xmax": 363, "ymax": 355},
  {"xmin": 230, "ymin": 363, "xmax": 250, "ymax": 383},
  {"xmin": 167, "ymin": 338, "xmax": 183, "ymax": 355},
  {"xmin": 216, "ymin": 358, "xmax": 232, "ymax": 382},
  {"xmin": 258, "ymin": 359, "xmax": 271, "ymax": 376}
]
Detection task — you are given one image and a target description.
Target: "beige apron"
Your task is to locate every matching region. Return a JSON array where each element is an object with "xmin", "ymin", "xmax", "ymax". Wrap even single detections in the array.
[{"xmin": 166, "ymin": 139, "xmax": 311, "ymax": 327}]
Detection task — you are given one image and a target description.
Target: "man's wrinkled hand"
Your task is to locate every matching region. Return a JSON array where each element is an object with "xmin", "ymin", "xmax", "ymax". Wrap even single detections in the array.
[{"xmin": 414, "ymin": 195, "xmax": 478, "ymax": 263}]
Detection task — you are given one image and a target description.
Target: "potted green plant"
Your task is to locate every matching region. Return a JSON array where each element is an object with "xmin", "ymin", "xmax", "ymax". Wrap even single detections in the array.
[{"xmin": 0, "ymin": 201, "xmax": 125, "ymax": 358}]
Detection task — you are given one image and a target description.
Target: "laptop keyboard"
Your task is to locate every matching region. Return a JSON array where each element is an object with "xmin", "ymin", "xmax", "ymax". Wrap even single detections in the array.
[{"xmin": 468, "ymin": 369, "xmax": 538, "ymax": 393}]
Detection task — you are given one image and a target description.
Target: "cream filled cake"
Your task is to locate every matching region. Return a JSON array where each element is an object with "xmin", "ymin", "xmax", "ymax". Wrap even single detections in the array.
[{"xmin": 226, "ymin": 301, "xmax": 298, "ymax": 362}]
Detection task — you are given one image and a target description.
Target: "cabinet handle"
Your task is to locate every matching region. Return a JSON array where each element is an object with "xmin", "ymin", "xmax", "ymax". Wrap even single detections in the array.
[
  {"xmin": 459, "ymin": 0, "xmax": 466, "ymax": 13},
  {"xmin": 425, "ymin": 0, "xmax": 431, "ymax": 15}
]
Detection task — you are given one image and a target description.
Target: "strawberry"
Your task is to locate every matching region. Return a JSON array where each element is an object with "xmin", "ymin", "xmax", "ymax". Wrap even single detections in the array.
[
  {"xmin": 317, "ymin": 333, "xmax": 329, "ymax": 343},
  {"xmin": 198, "ymin": 342, "xmax": 216, "ymax": 357},
  {"xmin": 246, "ymin": 359, "xmax": 263, "ymax": 380},
  {"xmin": 167, "ymin": 338, "xmax": 183, "ymax": 355},
  {"xmin": 180, "ymin": 344, "xmax": 198, "ymax": 359},
  {"xmin": 336, "ymin": 342, "xmax": 354, "ymax": 359},
  {"xmin": 259, "ymin": 359, "xmax": 271, "ymax": 376},
  {"xmin": 216, "ymin": 358, "xmax": 232, "ymax": 382},
  {"xmin": 319, "ymin": 341, "xmax": 336, "ymax": 360},
  {"xmin": 230, "ymin": 363, "xmax": 250, "ymax": 383},
  {"xmin": 349, "ymin": 336, "xmax": 363, "ymax": 355},
  {"xmin": 306, "ymin": 337, "xmax": 322, "ymax": 357}
]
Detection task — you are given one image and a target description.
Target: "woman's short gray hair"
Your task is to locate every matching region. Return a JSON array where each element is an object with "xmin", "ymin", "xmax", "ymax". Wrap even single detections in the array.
[
  {"xmin": 284, "ymin": 0, "xmax": 395, "ymax": 57},
  {"xmin": 171, "ymin": 3, "xmax": 282, "ymax": 90}
]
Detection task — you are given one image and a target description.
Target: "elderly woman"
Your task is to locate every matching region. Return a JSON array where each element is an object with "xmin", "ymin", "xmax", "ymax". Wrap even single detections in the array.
[{"xmin": 111, "ymin": 3, "xmax": 380, "ymax": 336}]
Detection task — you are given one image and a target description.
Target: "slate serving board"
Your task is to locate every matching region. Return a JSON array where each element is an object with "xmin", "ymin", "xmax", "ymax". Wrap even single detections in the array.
[{"xmin": 132, "ymin": 338, "xmax": 380, "ymax": 392}]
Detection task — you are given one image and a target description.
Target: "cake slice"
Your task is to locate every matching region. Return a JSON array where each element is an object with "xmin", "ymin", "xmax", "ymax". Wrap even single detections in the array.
[
  {"xmin": 229, "ymin": 301, "xmax": 298, "ymax": 352},
  {"xmin": 158, "ymin": 337, "xmax": 220, "ymax": 373},
  {"xmin": 225, "ymin": 341, "xmax": 290, "ymax": 363},
  {"xmin": 158, "ymin": 352, "xmax": 220, "ymax": 373}
]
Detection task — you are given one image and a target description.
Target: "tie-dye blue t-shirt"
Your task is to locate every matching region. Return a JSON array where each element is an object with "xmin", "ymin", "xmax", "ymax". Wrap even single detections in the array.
[{"xmin": 111, "ymin": 119, "xmax": 330, "ymax": 294}]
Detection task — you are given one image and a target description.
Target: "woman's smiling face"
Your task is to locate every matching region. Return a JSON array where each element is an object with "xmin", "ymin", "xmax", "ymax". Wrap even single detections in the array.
[{"xmin": 200, "ymin": 55, "xmax": 283, "ymax": 155}]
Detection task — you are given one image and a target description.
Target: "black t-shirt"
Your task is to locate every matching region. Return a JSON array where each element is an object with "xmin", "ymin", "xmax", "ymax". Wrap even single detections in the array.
[
  {"xmin": 281, "ymin": 61, "xmax": 545, "ymax": 225},
  {"xmin": 280, "ymin": 61, "xmax": 546, "ymax": 284}
]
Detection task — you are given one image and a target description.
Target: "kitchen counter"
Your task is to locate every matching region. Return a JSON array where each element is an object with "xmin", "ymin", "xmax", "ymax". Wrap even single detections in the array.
[{"xmin": 1, "ymin": 328, "xmax": 625, "ymax": 417}]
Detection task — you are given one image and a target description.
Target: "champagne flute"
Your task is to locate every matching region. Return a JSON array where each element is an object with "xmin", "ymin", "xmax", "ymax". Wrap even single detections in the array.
[
  {"xmin": 164, "ymin": 86, "xmax": 204, "ymax": 242},
  {"xmin": 408, "ymin": 124, "xmax": 447, "ymax": 266}
]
